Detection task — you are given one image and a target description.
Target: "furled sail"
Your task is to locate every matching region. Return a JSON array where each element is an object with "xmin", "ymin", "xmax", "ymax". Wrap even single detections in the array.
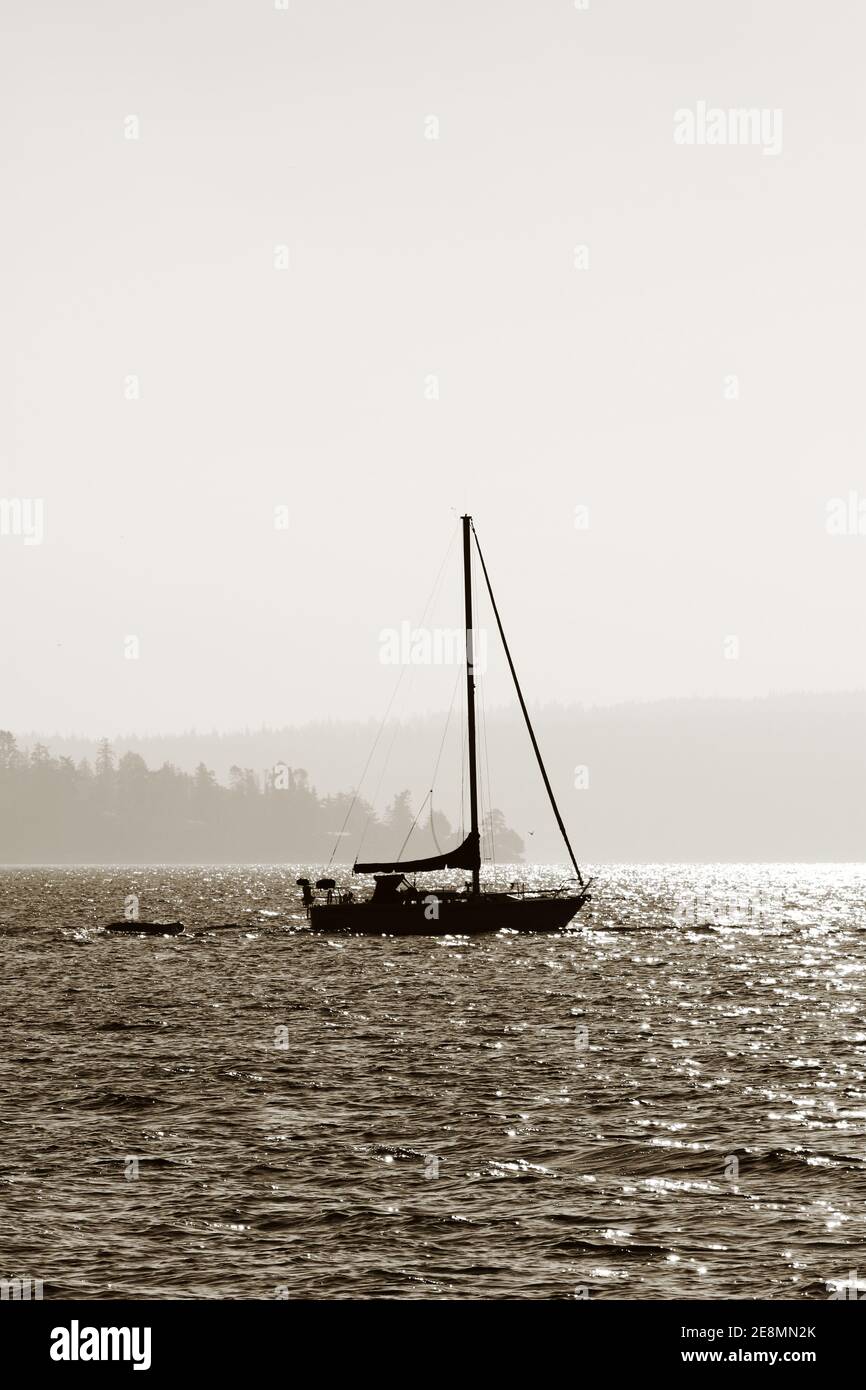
[{"xmin": 353, "ymin": 830, "xmax": 479, "ymax": 876}]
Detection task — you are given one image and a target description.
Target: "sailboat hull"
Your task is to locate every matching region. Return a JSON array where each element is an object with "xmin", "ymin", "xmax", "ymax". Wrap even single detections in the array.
[{"xmin": 308, "ymin": 892, "xmax": 587, "ymax": 936}]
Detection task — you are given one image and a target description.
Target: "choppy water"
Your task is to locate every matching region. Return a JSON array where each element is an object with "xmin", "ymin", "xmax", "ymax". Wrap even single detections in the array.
[{"xmin": 1, "ymin": 863, "xmax": 864, "ymax": 1300}]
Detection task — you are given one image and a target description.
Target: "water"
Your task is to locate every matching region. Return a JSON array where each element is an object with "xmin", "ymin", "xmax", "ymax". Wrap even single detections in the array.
[{"xmin": 1, "ymin": 863, "xmax": 864, "ymax": 1300}]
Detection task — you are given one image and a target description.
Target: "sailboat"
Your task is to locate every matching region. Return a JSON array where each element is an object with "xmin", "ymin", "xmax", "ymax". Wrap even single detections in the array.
[{"xmin": 305, "ymin": 515, "xmax": 594, "ymax": 934}]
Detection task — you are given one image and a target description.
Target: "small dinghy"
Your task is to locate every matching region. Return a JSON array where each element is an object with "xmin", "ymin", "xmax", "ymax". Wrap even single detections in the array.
[{"xmin": 104, "ymin": 921, "xmax": 185, "ymax": 936}]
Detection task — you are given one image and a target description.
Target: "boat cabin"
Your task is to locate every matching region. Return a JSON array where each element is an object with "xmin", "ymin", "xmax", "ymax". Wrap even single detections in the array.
[{"xmin": 370, "ymin": 873, "xmax": 412, "ymax": 904}]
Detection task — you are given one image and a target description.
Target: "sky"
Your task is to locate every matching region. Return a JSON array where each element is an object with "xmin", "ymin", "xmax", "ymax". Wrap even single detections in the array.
[{"xmin": 2, "ymin": 0, "xmax": 864, "ymax": 737}]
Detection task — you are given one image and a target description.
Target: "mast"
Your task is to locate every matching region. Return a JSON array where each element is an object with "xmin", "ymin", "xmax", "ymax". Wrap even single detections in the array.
[{"xmin": 462, "ymin": 514, "xmax": 481, "ymax": 895}]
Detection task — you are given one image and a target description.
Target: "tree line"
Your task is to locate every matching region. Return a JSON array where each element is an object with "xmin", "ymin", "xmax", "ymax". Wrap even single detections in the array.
[{"xmin": 0, "ymin": 732, "xmax": 524, "ymax": 865}]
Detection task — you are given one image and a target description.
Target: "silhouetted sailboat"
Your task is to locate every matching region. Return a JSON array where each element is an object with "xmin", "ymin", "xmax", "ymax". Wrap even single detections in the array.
[{"xmin": 305, "ymin": 515, "xmax": 593, "ymax": 934}]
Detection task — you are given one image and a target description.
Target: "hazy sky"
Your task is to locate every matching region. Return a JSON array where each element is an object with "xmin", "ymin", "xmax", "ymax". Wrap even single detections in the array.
[{"xmin": 2, "ymin": 0, "xmax": 864, "ymax": 736}]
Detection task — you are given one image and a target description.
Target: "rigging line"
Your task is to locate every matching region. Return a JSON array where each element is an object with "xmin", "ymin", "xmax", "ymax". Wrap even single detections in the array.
[
  {"xmin": 472, "ymin": 541, "xmax": 494, "ymax": 873},
  {"xmin": 354, "ymin": 701, "xmax": 413, "ymax": 864},
  {"xmin": 470, "ymin": 520, "xmax": 585, "ymax": 888},
  {"xmin": 396, "ymin": 788, "xmax": 431, "ymax": 860},
  {"xmin": 356, "ymin": 623, "xmax": 444, "ymax": 857},
  {"xmin": 426, "ymin": 665, "xmax": 461, "ymax": 857},
  {"xmin": 328, "ymin": 692, "xmax": 404, "ymax": 870},
  {"xmin": 478, "ymin": 663, "xmax": 496, "ymax": 873},
  {"xmin": 458, "ymin": 672, "xmax": 466, "ymax": 841},
  {"xmin": 430, "ymin": 665, "xmax": 462, "ymax": 789},
  {"xmin": 337, "ymin": 522, "xmax": 459, "ymax": 868},
  {"xmin": 429, "ymin": 790, "xmax": 443, "ymax": 854},
  {"xmin": 358, "ymin": 525, "xmax": 459, "ymax": 842}
]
